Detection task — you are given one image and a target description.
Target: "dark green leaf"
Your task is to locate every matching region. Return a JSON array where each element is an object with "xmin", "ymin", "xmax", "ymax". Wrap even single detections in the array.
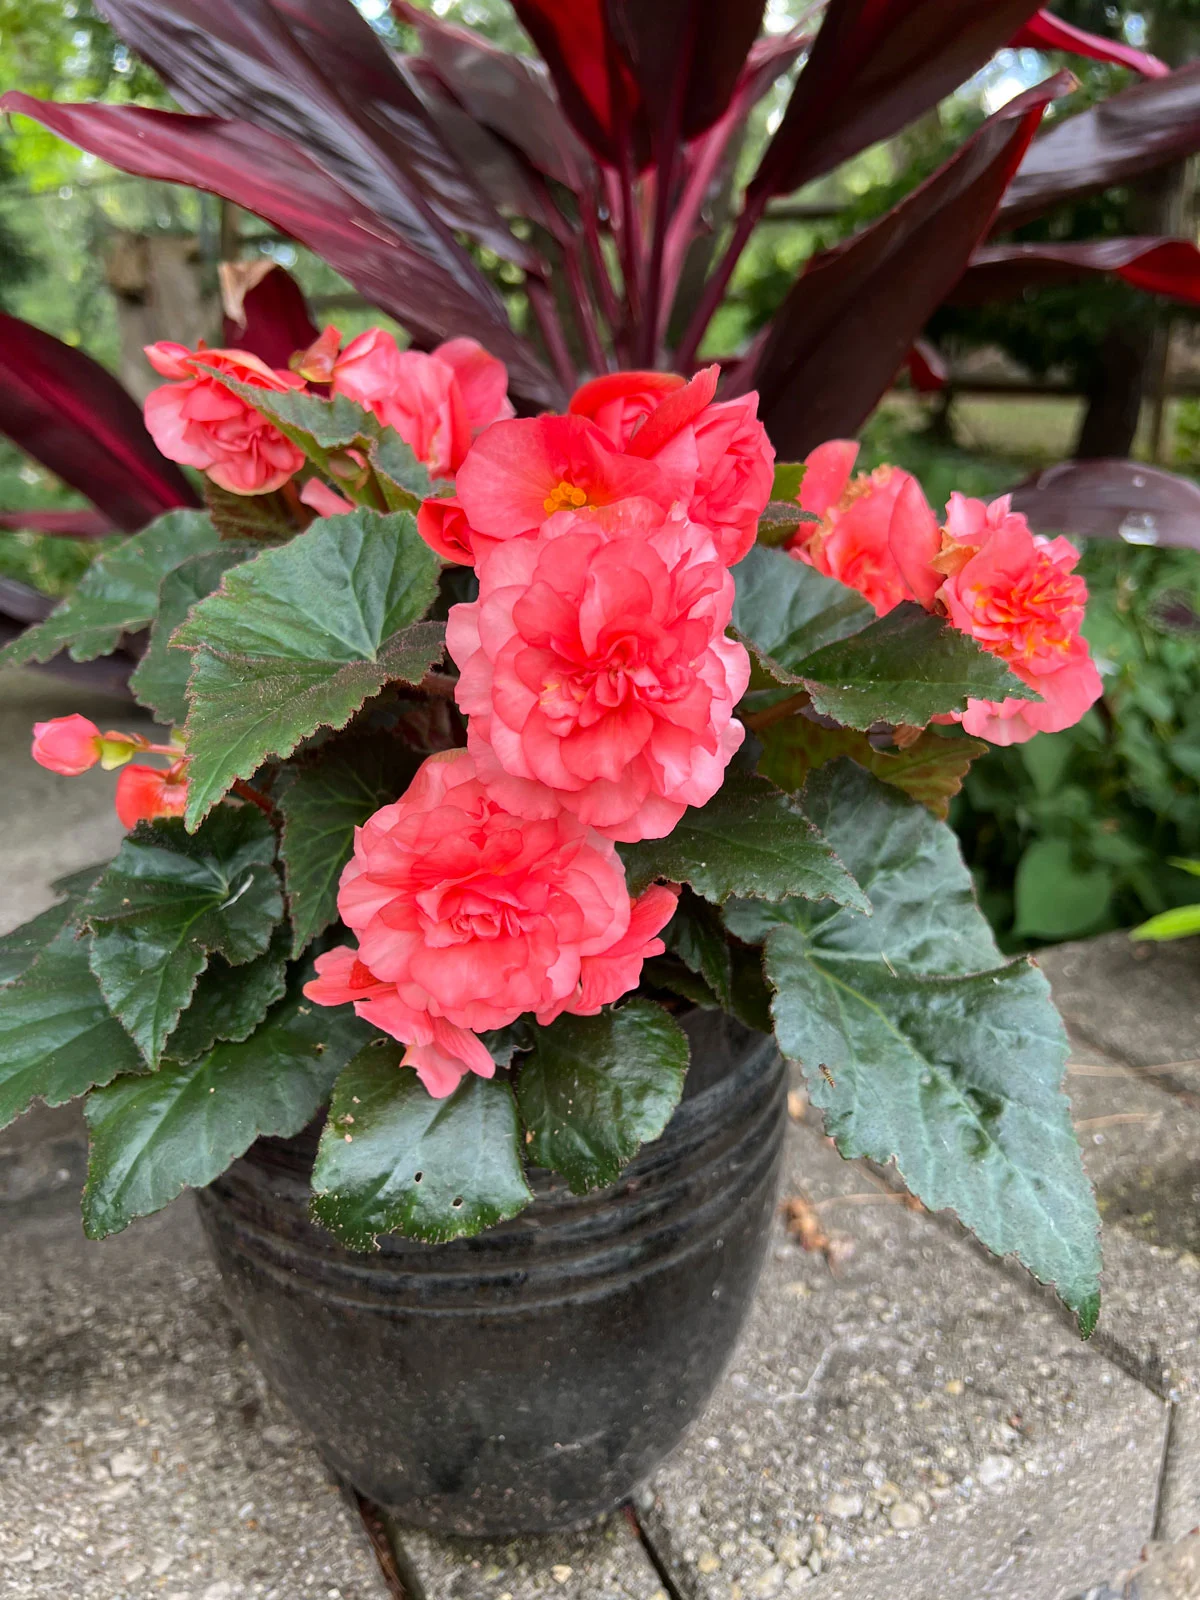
[
  {"xmin": 310, "ymin": 1043, "xmax": 533, "ymax": 1247},
  {"xmin": 207, "ymin": 373, "xmax": 380, "ymax": 474},
  {"xmin": 759, "ymin": 719, "xmax": 989, "ymax": 820},
  {"xmin": 173, "ymin": 510, "xmax": 443, "ymax": 826},
  {"xmin": 0, "ymin": 511, "xmax": 218, "ymax": 666},
  {"xmin": 516, "ymin": 1001, "xmax": 689, "ymax": 1193},
  {"xmin": 619, "ymin": 767, "xmax": 869, "ymax": 912},
  {"xmin": 82, "ymin": 971, "xmax": 370, "ymax": 1238},
  {"xmin": 735, "ymin": 760, "xmax": 1101, "ymax": 1329},
  {"xmin": 204, "ymin": 481, "xmax": 297, "ymax": 544},
  {"xmin": 278, "ymin": 739, "xmax": 422, "ymax": 957},
  {"xmin": 732, "ymin": 544, "xmax": 874, "ymax": 681},
  {"xmin": 641, "ymin": 954, "xmax": 722, "ymax": 1008},
  {"xmin": 0, "ymin": 864, "xmax": 104, "ymax": 986},
  {"xmin": 665, "ymin": 889, "xmax": 733, "ymax": 1009},
  {"xmin": 163, "ymin": 924, "xmax": 290, "ymax": 1063},
  {"xmin": 129, "ymin": 546, "xmax": 257, "ymax": 726},
  {"xmin": 81, "ymin": 808, "xmax": 282, "ymax": 1065},
  {"xmin": 797, "ymin": 604, "xmax": 1037, "ymax": 731},
  {"xmin": 368, "ymin": 428, "xmax": 442, "ymax": 514},
  {"xmin": 756, "ymin": 501, "xmax": 815, "ymax": 549},
  {"xmin": 0, "ymin": 930, "xmax": 144, "ymax": 1129}
]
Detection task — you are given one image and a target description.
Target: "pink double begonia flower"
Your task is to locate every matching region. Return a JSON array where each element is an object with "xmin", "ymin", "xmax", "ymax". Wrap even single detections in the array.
[
  {"xmin": 448, "ymin": 497, "xmax": 750, "ymax": 842},
  {"xmin": 143, "ymin": 343, "xmax": 306, "ymax": 495},
  {"xmin": 788, "ymin": 439, "xmax": 922, "ymax": 615},
  {"xmin": 304, "ymin": 749, "xmax": 676, "ymax": 1097}
]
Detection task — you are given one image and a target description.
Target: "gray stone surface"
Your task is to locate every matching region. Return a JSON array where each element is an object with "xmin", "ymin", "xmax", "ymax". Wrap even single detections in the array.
[
  {"xmin": 1042, "ymin": 936, "xmax": 1200, "ymax": 1079},
  {"xmin": 636, "ymin": 1070, "xmax": 1167, "ymax": 1600},
  {"xmin": 0, "ymin": 1104, "xmax": 390, "ymax": 1600},
  {"xmin": 0, "ymin": 668, "xmax": 158, "ymax": 933},
  {"xmin": 390, "ymin": 1517, "xmax": 666, "ymax": 1600}
]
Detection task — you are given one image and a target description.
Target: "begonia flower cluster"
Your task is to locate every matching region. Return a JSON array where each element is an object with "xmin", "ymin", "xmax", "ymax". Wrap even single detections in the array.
[
  {"xmin": 306, "ymin": 366, "xmax": 774, "ymax": 1096},
  {"xmin": 789, "ymin": 440, "xmax": 1102, "ymax": 746}
]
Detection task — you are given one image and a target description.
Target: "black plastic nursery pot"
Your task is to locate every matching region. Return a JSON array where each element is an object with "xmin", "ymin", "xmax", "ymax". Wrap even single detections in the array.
[{"xmin": 195, "ymin": 1008, "xmax": 787, "ymax": 1536}]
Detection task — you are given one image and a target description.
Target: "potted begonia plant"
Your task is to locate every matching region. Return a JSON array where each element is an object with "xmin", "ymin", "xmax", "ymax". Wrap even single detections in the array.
[{"xmin": 0, "ymin": 0, "xmax": 1152, "ymax": 1538}]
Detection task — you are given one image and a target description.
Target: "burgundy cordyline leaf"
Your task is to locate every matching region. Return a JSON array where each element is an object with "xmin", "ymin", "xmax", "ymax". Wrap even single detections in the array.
[
  {"xmin": 741, "ymin": 73, "xmax": 1072, "ymax": 458},
  {"xmin": 0, "ymin": 95, "xmax": 563, "ymax": 410},
  {"xmin": 950, "ymin": 239, "xmax": 1200, "ymax": 305},
  {"xmin": 221, "ymin": 264, "xmax": 320, "ymax": 370},
  {"xmin": 605, "ymin": 0, "xmax": 767, "ymax": 148},
  {"xmin": 1010, "ymin": 10, "xmax": 1168, "ymax": 79},
  {"xmin": 98, "ymin": 0, "xmax": 539, "ymax": 273},
  {"xmin": 394, "ymin": 1, "xmax": 591, "ymax": 190},
  {"xmin": 747, "ymin": 0, "xmax": 1048, "ymax": 201},
  {"xmin": 906, "ymin": 338, "xmax": 948, "ymax": 392},
  {"xmin": 508, "ymin": 0, "xmax": 645, "ymax": 167},
  {"xmin": 1009, "ymin": 460, "xmax": 1200, "ymax": 548},
  {"xmin": 0, "ymin": 509, "xmax": 115, "ymax": 537},
  {"xmin": 0, "ymin": 311, "xmax": 198, "ymax": 532},
  {"xmin": 997, "ymin": 60, "xmax": 1200, "ymax": 229}
]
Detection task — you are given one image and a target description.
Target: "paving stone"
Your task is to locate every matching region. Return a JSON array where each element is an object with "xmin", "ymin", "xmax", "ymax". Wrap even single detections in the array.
[
  {"xmin": 1159, "ymin": 1404, "xmax": 1200, "ymax": 1544},
  {"xmin": 1041, "ymin": 935, "xmax": 1200, "ymax": 1079},
  {"xmin": 0, "ymin": 1106, "xmax": 390, "ymax": 1600},
  {"xmin": 389, "ymin": 1515, "xmax": 666, "ymax": 1600},
  {"xmin": 636, "ymin": 1074, "xmax": 1166, "ymax": 1600},
  {"xmin": 0, "ymin": 668, "xmax": 158, "ymax": 934}
]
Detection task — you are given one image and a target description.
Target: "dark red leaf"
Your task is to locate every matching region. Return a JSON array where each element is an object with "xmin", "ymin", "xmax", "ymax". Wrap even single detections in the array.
[
  {"xmin": 997, "ymin": 61, "xmax": 1200, "ymax": 229},
  {"xmin": 605, "ymin": 0, "xmax": 767, "ymax": 149},
  {"xmin": 395, "ymin": 1, "xmax": 591, "ymax": 190},
  {"xmin": 950, "ymin": 238, "xmax": 1200, "ymax": 305},
  {"xmin": 747, "ymin": 0, "xmax": 1048, "ymax": 202},
  {"xmin": 0, "ymin": 508, "xmax": 115, "ymax": 537},
  {"xmin": 1010, "ymin": 11, "xmax": 1168, "ymax": 78},
  {"xmin": 221, "ymin": 263, "xmax": 319, "ymax": 370},
  {"xmin": 0, "ymin": 95, "xmax": 562, "ymax": 410},
  {"xmin": 1009, "ymin": 459, "xmax": 1200, "ymax": 548},
  {"xmin": 0, "ymin": 312, "xmax": 198, "ymax": 532},
  {"xmin": 906, "ymin": 338, "xmax": 948, "ymax": 391},
  {"xmin": 100, "ymin": 0, "xmax": 538, "ymax": 271},
  {"xmin": 509, "ymin": 0, "xmax": 645, "ymax": 167},
  {"xmin": 743, "ymin": 75, "xmax": 1071, "ymax": 457}
]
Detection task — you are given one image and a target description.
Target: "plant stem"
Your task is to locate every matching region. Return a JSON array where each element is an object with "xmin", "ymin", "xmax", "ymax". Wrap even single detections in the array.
[
  {"xmin": 675, "ymin": 190, "xmax": 769, "ymax": 370},
  {"xmin": 232, "ymin": 778, "xmax": 279, "ymax": 821},
  {"xmin": 527, "ymin": 278, "xmax": 577, "ymax": 396},
  {"xmin": 638, "ymin": 14, "xmax": 695, "ymax": 366}
]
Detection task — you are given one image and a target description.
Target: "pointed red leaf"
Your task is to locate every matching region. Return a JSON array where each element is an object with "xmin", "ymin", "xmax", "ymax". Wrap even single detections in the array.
[
  {"xmin": 0, "ymin": 312, "xmax": 198, "ymax": 532},
  {"xmin": 100, "ymin": 0, "xmax": 538, "ymax": 272},
  {"xmin": 1010, "ymin": 11, "xmax": 1168, "ymax": 79},
  {"xmin": 605, "ymin": 0, "xmax": 767, "ymax": 147},
  {"xmin": 0, "ymin": 95, "xmax": 562, "ymax": 410},
  {"xmin": 998, "ymin": 61, "xmax": 1200, "ymax": 229},
  {"xmin": 509, "ymin": 0, "xmax": 645, "ymax": 167},
  {"xmin": 395, "ymin": 2, "xmax": 591, "ymax": 190},
  {"xmin": 0, "ymin": 509, "xmax": 115, "ymax": 537},
  {"xmin": 1009, "ymin": 460, "xmax": 1200, "ymax": 548},
  {"xmin": 906, "ymin": 338, "xmax": 948, "ymax": 392},
  {"xmin": 743, "ymin": 75, "xmax": 1071, "ymax": 457},
  {"xmin": 950, "ymin": 238, "xmax": 1200, "ymax": 305},
  {"xmin": 747, "ymin": 0, "xmax": 1047, "ymax": 202},
  {"xmin": 221, "ymin": 264, "xmax": 320, "ymax": 370}
]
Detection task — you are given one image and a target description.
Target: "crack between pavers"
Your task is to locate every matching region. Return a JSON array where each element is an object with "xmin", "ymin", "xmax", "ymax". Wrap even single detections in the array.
[
  {"xmin": 626, "ymin": 1501, "xmax": 693, "ymax": 1600},
  {"xmin": 1151, "ymin": 1399, "xmax": 1178, "ymax": 1541}
]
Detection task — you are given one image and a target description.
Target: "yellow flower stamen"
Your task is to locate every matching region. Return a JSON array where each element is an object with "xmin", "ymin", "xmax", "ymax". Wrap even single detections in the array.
[{"xmin": 543, "ymin": 479, "xmax": 590, "ymax": 514}]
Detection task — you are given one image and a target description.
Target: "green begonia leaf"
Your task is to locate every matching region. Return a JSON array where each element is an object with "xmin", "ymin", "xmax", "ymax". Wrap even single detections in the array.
[
  {"xmin": 515, "ymin": 1000, "xmax": 689, "ymax": 1193},
  {"xmin": 81, "ymin": 809, "xmax": 282, "ymax": 1066},
  {"xmin": 727, "ymin": 760, "xmax": 1101, "ymax": 1332},
  {"xmin": 82, "ymin": 970, "xmax": 370, "ymax": 1238},
  {"xmin": 310, "ymin": 1041, "xmax": 533, "ymax": 1246},
  {"xmin": 619, "ymin": 767, "xmax": 869, "ymax": 912},
  {"xmin": 173, "ymin": 509, "xmax": 443, "ymax": 827},
  {"xmin": 0, "ymin": 927, "xmax": 144, "ymax": 1130},
  {"xmin": 277, "ymin": 739, "xmax": 422, "ymax": 957},
  {"xmin": 0, "ymin": 511, "xmax": 219, "ymax": 666},
  {"xmin": 129, "ymin": 545, "xmax": 257, "ymax": 726},
  {"xmin": 163, "ymin": 925, "xmax": 290, "ymax": 1063},
  {"xmin": 206, "ymin": 374, "xmax": 380, "ymax": 474}
]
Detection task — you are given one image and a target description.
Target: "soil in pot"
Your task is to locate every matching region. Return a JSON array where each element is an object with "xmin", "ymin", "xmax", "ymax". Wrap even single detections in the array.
[{"xmin": 196, "ymin": 1008, "xmax": 787, "ymax": 1536}]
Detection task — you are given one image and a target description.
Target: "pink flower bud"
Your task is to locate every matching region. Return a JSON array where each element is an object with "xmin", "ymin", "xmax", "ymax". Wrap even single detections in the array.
[{"xmin": 31, "ymin": 714, "xmax": 102, "ymax": 775}]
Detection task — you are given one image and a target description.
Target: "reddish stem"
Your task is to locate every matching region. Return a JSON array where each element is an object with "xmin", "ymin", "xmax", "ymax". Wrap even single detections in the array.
[
  {"xmin": 232, "ymin": 778, "xmax": 279, "ymax": 820},
  {"xmin": 675, "ymin": 189, "xmax": 770, "ymax": 371}
]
